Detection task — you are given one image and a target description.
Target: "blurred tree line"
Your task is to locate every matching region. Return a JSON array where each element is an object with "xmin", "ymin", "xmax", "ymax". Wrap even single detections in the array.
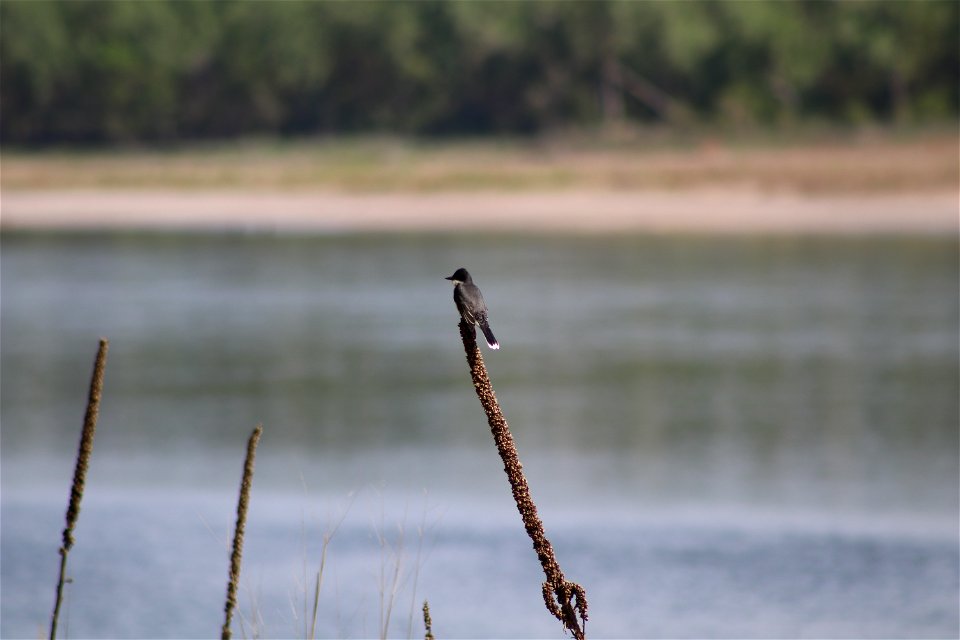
[{"xmin": 2, "ymin": 1, "xmax": 957, "ymax": 144}]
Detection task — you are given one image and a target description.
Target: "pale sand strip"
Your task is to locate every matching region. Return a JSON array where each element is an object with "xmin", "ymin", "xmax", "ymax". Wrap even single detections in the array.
[{"xmin": 1, "ymin": 188, "xmax": 956, "ymax": 234}]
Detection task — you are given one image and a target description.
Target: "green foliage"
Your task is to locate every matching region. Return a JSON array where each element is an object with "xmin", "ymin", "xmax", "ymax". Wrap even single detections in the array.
[{"xmin": 1, "ymin": 0, "xmax": 956, "ymax": 144}]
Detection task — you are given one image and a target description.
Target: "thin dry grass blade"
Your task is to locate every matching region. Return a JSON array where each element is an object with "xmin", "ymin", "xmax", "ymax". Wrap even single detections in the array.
[
  {"xmin": 221, "ymin": 424, "xmax": 263, "ymax": 640},
  {"xmin": 50, "ymin": 338, "xmax": 108, "ymax": 640}
]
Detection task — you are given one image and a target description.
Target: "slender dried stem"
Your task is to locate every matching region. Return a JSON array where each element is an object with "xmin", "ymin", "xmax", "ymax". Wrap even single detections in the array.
[
  {"xmin": 50, "ymin": 338, "xmax": 109, "ymax": 640},
  {"xmin": 308, "ymin": 568, "xmax": 322, "ymax": 640},
  {"xmin": 457, "ymin": 320, "xmax": 588, "ymax": 638},
  {"xmin": 422, "ymin": 600, "xmax": 434, "ymax": 640},
  {"xmin": 221, "ymin": 424, "xmax": 263, "ymax": 640}
]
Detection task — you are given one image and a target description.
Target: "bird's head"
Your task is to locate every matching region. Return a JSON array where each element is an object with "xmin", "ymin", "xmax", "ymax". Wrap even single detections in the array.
[{"xmin": 445, "ymin": 268, "xmax": 471, "ymax": 284}]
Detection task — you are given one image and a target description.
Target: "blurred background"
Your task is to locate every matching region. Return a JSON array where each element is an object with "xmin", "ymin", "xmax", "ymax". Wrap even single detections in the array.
[
  {"xmin": 1, "ymin": 2, "xmax": 958, "ymax": 639},
  {"xmin": 1, "ymin": 1, "xmax": 959, "ymax": 140}
]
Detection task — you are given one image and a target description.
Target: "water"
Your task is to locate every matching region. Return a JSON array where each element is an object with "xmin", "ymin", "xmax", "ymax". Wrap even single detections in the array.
[{"xmin": 2, "ymin": 231, "xmax": 957, "ymax": 638}]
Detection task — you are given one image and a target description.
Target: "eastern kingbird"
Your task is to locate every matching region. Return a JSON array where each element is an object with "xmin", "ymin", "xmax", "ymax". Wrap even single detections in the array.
[{"xmin": 445, "ymin": 267, "xmax": 500, "ymax": 350}]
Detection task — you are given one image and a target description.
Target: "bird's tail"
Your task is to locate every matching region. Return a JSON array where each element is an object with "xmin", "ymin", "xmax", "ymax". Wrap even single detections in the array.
[{"xmin": 479, "ymin": 321, "xmax": 500, "ymax": 350}]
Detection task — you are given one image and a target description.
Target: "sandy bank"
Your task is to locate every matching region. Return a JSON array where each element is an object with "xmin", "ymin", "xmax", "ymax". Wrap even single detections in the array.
[{"xmin": 2, "ymin": 188, "xmax": 956, "ymax": 235}]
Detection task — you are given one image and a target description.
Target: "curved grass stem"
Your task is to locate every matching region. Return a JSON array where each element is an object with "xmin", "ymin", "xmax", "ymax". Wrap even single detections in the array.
[{"xmin": 456, "ymin": 320, "xmax": 588, "ymax": 639}]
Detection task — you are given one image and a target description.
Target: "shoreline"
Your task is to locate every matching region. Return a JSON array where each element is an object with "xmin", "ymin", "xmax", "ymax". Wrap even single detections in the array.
[{"xmin": 1, "ymin": 187, "xmax": 956, "ymax": 235}]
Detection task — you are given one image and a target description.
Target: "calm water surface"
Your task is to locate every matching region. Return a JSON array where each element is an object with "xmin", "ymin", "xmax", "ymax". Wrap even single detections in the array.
[{"xmin": 2, "ymin": 231, "xmax": 957, "ymax": 638}]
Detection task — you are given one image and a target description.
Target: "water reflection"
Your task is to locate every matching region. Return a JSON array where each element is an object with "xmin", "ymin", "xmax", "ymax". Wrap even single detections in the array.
[
  {"xmin": 3, "ymin": 233, "xmax": 955, "ymax": 504},
  {"xmin": 1, "ymin": 231, "xmax": 957, "ymax": 637}
]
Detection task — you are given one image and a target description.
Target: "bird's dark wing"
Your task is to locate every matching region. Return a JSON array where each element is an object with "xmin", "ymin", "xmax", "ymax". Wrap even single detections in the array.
[{"xmin": 454, "ymin": 287, "xmax": 477, "ymax": 324}]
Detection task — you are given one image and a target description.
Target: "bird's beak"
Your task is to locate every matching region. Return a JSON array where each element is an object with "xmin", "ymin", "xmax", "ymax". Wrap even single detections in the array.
[{"xmin": 444, "ymin": 275, "xmax": 455, "ymax": 281}]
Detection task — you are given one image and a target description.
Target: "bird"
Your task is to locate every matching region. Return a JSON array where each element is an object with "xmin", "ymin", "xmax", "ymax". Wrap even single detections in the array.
[{"xmin": 445, "ymin": 267, "xmax": 500, "ymax": 350}]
